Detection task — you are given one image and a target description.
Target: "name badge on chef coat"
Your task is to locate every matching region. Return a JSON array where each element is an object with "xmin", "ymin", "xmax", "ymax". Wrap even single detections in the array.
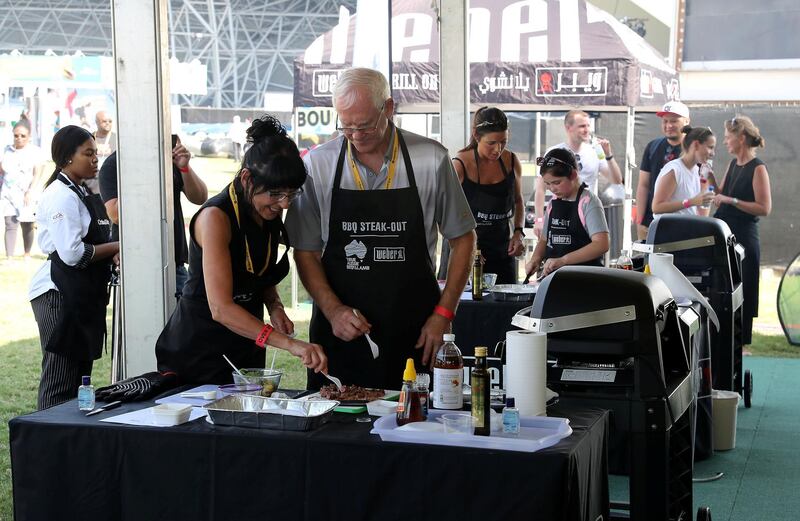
[{"xmin": 551, "ymin": 234, "xmax": 572, "ymax": 245}]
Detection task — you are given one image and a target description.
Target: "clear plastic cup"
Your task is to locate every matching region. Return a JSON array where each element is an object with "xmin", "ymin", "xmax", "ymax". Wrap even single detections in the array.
[{"xmin": 437, "ymin": 412, "xmax": 474, "ymax": 435}]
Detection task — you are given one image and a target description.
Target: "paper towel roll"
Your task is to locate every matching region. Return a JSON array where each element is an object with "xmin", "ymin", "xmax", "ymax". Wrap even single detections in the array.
[
  {"xmin": 505, "ymin": 330, "xmax": 548, "ymax": 417},
  {"xmin": 649, "ymin": 252, "xmax": 720, "ymax": 330}
]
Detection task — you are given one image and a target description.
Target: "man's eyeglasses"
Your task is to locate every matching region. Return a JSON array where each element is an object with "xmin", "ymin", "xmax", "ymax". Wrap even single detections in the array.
[
  {"xmin": 535, "ymin": 155, "xmax": 574, "ymax": 170},
  {"xmin": 266, "ymin": 188, "xmax": 303, "ymax": 202},
  {"xmin": 335, "ymin": 101, "xmax": 386, "ymax": 135}
]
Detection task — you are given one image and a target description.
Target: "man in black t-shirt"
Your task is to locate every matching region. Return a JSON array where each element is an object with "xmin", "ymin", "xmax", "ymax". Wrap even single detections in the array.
[
  {"xmin": 98, "ymin": 136, "xmax": 208, "ymax": 297},
  {"xmin": 636, "ymin": 101, "xmax": 690, "ymax": 240}
]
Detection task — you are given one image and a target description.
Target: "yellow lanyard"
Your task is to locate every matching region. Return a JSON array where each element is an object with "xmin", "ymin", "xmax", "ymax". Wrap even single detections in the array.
[
  {"xmin": 228, "ymin": 183, "xmax": 271, "ymax": 275},
  {"xmin": 346, "ymin": 129, "xmax": 400, "ymax": 190}
]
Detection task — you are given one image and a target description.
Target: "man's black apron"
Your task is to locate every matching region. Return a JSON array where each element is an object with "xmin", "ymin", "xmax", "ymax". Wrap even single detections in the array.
[
  {"xmin": 308, "ymin": 131, "xmax": 440, "ymax": 390},
  {"xmin": 462, "ymin": 148, "xmax": 516, "ymax": 283},
  {"xmin": 545, "ymin": 183, "xmax": 603, "ymax": 266},
  {"xmin": 45, "ymin": 173, "xmax": 113, "ymax": 361},
  {"xmin": 155, "ymin": 183, "xmax": 290, "ymax": 384}
]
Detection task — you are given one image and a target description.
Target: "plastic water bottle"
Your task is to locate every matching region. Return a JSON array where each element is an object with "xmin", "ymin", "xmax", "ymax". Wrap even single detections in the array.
[
  {"xmin": 701, "ymin": 185, "xmax": 715, "ymax": 210},
  {"xmin": 78, "ymin": 375, "xmax": 95, "ymax": 411}
]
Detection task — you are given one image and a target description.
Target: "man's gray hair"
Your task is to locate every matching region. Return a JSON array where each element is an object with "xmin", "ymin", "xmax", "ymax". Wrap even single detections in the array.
[{"xmin": 333, "ymin": 68, "xmax": 390, "ymax": 111}]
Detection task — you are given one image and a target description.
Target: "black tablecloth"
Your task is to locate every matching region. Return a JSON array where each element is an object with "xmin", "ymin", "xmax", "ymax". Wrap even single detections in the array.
[
  {"xmin": 453, "ymin": 294, "xmax": 532, "ymax": 356},
  {"xmin": 10, "ymin": 399, "xmax": 608, "ymax": 521}
]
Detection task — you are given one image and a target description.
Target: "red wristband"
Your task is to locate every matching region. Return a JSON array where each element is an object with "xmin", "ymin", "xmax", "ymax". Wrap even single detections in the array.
[
  {"xmin": 179, "ymin": 166, "xmax": 190, "ymax": 173},
  {"xmin": 255, "ymin": 324, "xmax": 274, "ymax": 348},
  {"xmin": 682, "ymin": 199, "xmax": 691, "ymax": 209},
  {"xmin": 433, "ymin": 305, "xmax": 455, "ymax": 321}
]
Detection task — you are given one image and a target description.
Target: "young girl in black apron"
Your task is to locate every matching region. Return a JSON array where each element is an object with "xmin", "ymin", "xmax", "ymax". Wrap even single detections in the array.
[
  {"xmin": 29, "ymin": 126, "xmax": 119, "ymax": 409},
  {"xmin": 449, "ymin": 107, "xmax": 525, "ymax": 284},
  {"xmin": 524, "ymin": 148, "xmax": 609, "ymax": 281}
]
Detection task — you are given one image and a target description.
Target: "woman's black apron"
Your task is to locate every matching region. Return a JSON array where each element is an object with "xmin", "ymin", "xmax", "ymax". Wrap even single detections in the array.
[
  {"xmin": 45, "ymin": 173, "xmax": 113, "ymax": 361},
  {"xmin": 545, "ymin": 183, "xmax": 603, "ymax": 266},
  {"xmin": 155, "ymin": 183, "xmax": 290, "ymax": 384},
  {"xmin": 461, "ymin": 149, "xmax": 516, "ymax": 283},
  {"xmin": 307, "ymin": 131, "xmax": 440, "ymax": 390},
  {"xmin": 715, "ymin": 158, "xmax": 763, "ymax": 344}
]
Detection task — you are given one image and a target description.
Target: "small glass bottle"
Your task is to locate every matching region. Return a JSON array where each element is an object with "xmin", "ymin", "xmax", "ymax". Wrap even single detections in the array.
[
  {"xmin": 432, "ymin": 334, "xmax": 464, "ymax": 410},
  {"xmin": 396, "ymin": 359, "xmax": 424, "ymax": 426},
  {"xmin": 78, "ymin": 375, "xmax": 95, "ymax": 411},
  {"xmin": 617, "ymin": 250, "xmax": 633, "ymax": 270},
  {"xmin": 502, "ymin": 397, "xmax": 520, "ymax": 436},
  {"xmin": 471, "ymin": 346, "xmax": 491, "ymax": 436},
  {"xmin": 415, "ymin": 373, "xmax": 430, "ymax": 420},
  {"xmin": 472, "ymin": 249, "xmax": 484, "ymax": 300}
]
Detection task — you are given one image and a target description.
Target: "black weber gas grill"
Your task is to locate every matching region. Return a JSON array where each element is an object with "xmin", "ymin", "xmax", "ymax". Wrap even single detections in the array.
[
  {"xmin": 644, "ymin": 214, "xmax": 751, "ymax": 407},
  {"xmin": 514, "ymin": 266, "xmax": 698, "ymax": 521}
]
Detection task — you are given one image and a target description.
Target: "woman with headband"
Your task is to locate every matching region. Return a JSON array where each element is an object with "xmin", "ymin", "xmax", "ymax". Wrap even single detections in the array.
[{"xmin": 450, "ymin": 107, "xmax": 524, "ymax": 284}]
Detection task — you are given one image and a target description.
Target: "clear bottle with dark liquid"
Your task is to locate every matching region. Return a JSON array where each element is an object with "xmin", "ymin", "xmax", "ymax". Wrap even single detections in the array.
[{"xmin": 432, "ymin": 334, "xmax": 463, "ymax": 410}]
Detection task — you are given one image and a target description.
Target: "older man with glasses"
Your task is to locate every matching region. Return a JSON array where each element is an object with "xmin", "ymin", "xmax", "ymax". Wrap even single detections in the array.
[{"xmin": 286, "ymin": 67, "xmax": 476, "ymax": 391}]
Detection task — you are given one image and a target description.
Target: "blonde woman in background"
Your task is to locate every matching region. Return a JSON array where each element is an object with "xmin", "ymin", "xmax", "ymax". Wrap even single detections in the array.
[{"xmin": 713, "ymin": 116, "xmax": 772, "ymax": 346}]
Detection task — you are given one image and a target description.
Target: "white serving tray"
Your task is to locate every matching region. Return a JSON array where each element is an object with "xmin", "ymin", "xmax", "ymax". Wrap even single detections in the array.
[{"xmin": 370, "ymin": 410, "xmax": 572, "ymax": 453}]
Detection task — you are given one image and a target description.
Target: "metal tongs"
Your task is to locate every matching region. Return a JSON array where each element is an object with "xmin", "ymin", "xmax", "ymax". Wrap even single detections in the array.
[{"xmin": 523, "ymin": 261, "xmax": 545, "ymax": 285}]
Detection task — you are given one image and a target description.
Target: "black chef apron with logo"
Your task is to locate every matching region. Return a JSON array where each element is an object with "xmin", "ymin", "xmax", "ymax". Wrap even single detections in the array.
[
  {"xmin": 45, "ymin": 173, "xmax": 113, "ymax": 361},
  {"xmin": 545, "ymin": 183, "xmax": 603, "ymax": 266},
  {"xmin": 307, "ymin": 131, "xmax": 440, "ymax": 390},
  {"xmin": 461, "ymin": 148, "xmax": 516, "ymax": 283},
  {"xmin": 156, "ymin": 183, "xmax": 290, "ymax": 384}
]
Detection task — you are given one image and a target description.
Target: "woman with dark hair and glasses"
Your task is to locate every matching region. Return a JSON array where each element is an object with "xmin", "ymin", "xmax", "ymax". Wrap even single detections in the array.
[
  {"xmin": 96, "ymin": 115, "xmax": 327, "ymax": 402},
  {"xmin": 29, "ymin": 125, "xmax": 119, "ymax": 409},
  {"xmin": 651, "ymin": 125, "xmax": 717, "ymax": 217},
  {"xmin": 449, "ymin": 106, "xmax": 524, "ymax": 284},
  {"xmin": 713, "ymin": 116, "xmax": 771, "ymax": 345},
  {"xmin": 523, "ymin": 148, "xmax": 609, "ymax": 280}
]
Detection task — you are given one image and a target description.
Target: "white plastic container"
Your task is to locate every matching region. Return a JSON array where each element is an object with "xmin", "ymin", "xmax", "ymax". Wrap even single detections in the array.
[
  {"xmin": 371, "ymin": 409, "xmax": 572, "ymax": 452},
  {"xmin": 366, "ymin": 399, "xmax": 398, "ymax": 416},
  {"xmin": 712, "ymin": 389, "xmax": 740, "ymax": 450},
  {"xmin": 152, "ymin": 403, "xmax": 193, "ymax": 426}
]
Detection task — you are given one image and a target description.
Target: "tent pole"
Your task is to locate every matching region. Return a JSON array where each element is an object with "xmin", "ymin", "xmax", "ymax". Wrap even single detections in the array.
[
  {"xmin": 438, "ymin": 0, "xmax": 469, "ymax": 155},
  {"xmin": 623, "ymin": 106, "xmax": 636, "ymax": 254}
]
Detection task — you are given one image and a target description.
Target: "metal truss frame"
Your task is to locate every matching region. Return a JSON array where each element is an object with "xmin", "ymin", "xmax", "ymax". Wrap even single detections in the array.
[{"xmin": 0, "ymin": 0, "xmax": 356, "ymax": 108}]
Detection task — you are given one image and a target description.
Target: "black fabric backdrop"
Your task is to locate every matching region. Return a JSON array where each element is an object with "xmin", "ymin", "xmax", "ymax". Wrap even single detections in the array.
[{"xmin": 10, "ymin": 399, "xmax": 609, "ymax": 521}]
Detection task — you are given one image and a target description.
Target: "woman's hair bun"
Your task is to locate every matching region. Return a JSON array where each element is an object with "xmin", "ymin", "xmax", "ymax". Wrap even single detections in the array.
[
  {"xmin": 247, "ymin": 114, "xmax": 286, "ymax": 143},
  {"xmin": 681, "ymin": 124, "xmax": 693, "ymax": 134}
]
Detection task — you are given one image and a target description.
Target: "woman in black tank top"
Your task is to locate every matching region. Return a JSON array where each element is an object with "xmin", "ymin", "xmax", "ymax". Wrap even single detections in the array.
[
  {"xmin": 155, "ymin": 115, "xmax": 328, "ymax": 384},
  {"xmin": 451, "ymin": 107, "xmax": 524, "ymax": 284},
  {"xmin": 713, "ymin": 115, "xmax": 772, "ymax": 345}
]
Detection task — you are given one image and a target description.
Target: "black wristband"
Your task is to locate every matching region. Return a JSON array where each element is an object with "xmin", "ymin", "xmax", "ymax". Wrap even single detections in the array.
[
  {"xmin": 605, "ymin": 154, "xmax": 614, "ymax": 161},
  {"xmin": 514, "ymin": 226, "xmax": 524, "ymax": 234}
]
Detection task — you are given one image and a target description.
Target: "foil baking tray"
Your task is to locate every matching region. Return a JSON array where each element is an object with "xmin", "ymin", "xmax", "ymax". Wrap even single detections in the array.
[
  {"xmin": 204, "ymin": 394, "xmax": 339, "ymax": 431},
  {"xmin": 490, "ymin": 283, "xmax": 538, "ymax": 302}
]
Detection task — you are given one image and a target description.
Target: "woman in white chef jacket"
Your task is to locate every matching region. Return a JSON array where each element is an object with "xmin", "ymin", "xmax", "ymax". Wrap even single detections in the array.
[{"xmin": 29, "ymin": 126, "xmax": 119, "ymax": 409}]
